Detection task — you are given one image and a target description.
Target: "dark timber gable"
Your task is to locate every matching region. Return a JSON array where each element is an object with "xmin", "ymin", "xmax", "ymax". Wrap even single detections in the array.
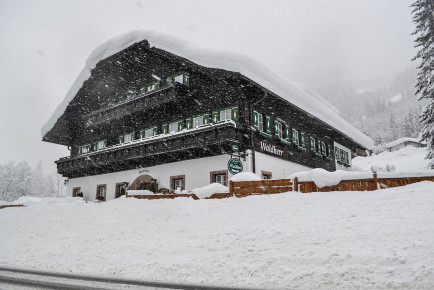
[{"xmin": 47, "ymin": 40, "xmax": 367, "ymax": 178}]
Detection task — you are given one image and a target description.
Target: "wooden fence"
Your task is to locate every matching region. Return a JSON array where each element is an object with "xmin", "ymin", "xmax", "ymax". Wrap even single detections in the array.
[
  {"xmin": 230, "ymin": 179, "xmax": 292, "ymax": 197},
  {"xmin": 126, "ymin": 173, "xmax": 434, "ymax": 200},
  {"xmin": 294, "ymin": 174, "xmax": 434, "ymax": 193}
]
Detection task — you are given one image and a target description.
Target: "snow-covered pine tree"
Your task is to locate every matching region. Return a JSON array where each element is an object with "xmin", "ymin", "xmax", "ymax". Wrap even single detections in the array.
[{"xmin": 411, "ymin": 0, "xmax": 434, "ymax": 168}]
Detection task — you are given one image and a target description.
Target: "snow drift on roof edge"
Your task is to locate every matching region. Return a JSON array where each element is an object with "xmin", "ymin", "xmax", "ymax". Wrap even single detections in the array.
[{"xmin": 41, "ymin": 30, "xmax": 374, "ymax": 149}]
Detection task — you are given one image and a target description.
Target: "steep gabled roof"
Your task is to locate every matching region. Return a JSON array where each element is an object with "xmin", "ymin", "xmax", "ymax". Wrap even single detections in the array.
[{"xmin": 42, "ymin": 30, "xmax": 373, "ymax": 149}]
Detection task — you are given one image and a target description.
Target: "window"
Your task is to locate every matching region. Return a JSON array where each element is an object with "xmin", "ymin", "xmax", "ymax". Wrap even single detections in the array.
[
  {"xmin": 310, "ymin": 137, "xmax": 316, "ymax": 151},
  {"xmin": 169, "ymin": 122, "xmax": 179, "ymax": 133},
  {"xmin": 326, "ymin": 144, "xmax": 331, "ymax": 156},
  {"xmin": 170, "ymin": 175, "xmax": 185, "ymax": 192},
  {"xmin": 215, "ymin": 174, "xmax": 227, "ymax": 186},
  {"xmin": 300, "ymin": 132, "xmax": 305, "ymax": 147},
  {"xmin": 96, "ymin": 184, "xmax": 107, "ymax": 201},
  {"xmin": 220, "ymin": 109, "xmax": 232, "ymax": 121},
  {"xmin": 72, "ymin": 187, "xmax": 81, "ymax": 197},
  {"xmin": 292, "ymin": 129, "xmax": 299, "ymax": 145},
  {"xmin": 115, "ymin": 182, "xmax": 128, "ymax": 198},
  {"xmin": 210, "ymin": 170, "xmax": 228, "ymax": 186},
  {"xmin": 147, "ymin": 84, "xmax": 155, "ymax": 92},
  {"xmin": 275, "ymin": 120, "xmax": 283, "ymax": 138},
  {"xmin": 335, "ymin": 147, "xmax": 340, "ymax": 160},
  {"xmin": 320, "ymin": 142, "xmax": 326, "ymax": 155},
  {"xmin": 140, "ymin": 127, "xmax": 156, "ymax": 139},
  {"xmin": 261, "ymin": 171, "xmax": 272, "ymax": 180},
  {"xmin": 120, "ymin": 132, "xmax": 135, "ymax": 143},
  {"xmin": 258, "ymin": 113, "xmax": 264, "ymax": 131},
  {"xmin": 94, "ymin": 140, "xmax": 107, "ymax": 151},
  {"xmin": 173, "ymin": 73, "xmax": 190, "ymax": 86},
  {"xmin": 193, "ymin": 116, "xmax": 204, "ymax": 127},
  {"xmin": 79, "ymin": 144, "xmax": 91, "ymax": 154}
]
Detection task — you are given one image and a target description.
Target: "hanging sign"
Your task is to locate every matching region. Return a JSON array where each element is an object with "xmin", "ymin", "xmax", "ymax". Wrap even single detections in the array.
[
  {"xmin": 232, "ymin": 145, "xmax": 239, "ymax": 152},
  {"xmin": 227, "ymin": 158, "xmax": 243, "ymax": 175}
]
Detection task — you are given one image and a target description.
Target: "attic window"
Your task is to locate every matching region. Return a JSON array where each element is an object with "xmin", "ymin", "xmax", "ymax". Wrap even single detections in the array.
[{"xmin": 168, "ymin": 72, "xmax": 190, "ymax": 86}]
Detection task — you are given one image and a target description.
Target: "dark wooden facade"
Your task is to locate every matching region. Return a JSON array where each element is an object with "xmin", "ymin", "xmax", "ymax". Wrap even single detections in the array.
[{"xmin": 44, "ymin": 40, "xmax": 368, "ymax": 178}]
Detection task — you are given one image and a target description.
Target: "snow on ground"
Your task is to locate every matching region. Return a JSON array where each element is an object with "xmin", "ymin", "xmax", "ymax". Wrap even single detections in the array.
[
  {"xmin": 1, "ymin": 182, "xmax": 434, "ymax": 289},
  {"xmin": 353, "ymin": 146, "xmax": 431, "ymax": 171}
]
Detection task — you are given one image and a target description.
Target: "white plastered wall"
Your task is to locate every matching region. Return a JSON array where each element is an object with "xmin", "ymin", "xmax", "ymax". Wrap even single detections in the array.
[
  {"xmin": 67, "ymin": 153, "xmax": 250, "ymax": 201},
  {"xmin": 254, "ymin": 151, "xmax": 311, "ymax": 179}
]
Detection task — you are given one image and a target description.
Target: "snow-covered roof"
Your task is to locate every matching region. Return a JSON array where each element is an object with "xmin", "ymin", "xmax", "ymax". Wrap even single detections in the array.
[
  {"xmin": 386, "ymin": 137, "xmax": 422, "ymax": 148},
  {"xmin": 41, "ymin": 30, "xmax": 374, "ymax": 149}
]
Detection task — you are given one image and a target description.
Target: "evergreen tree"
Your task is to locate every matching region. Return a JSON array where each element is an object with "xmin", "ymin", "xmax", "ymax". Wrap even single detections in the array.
[
  {"xmin": 411, "ymin": 0, "xmax": 434, "ymax": 168},
  {"xmin": 389, "ymin": 113, "xmax": 399, "ymax": 140}
]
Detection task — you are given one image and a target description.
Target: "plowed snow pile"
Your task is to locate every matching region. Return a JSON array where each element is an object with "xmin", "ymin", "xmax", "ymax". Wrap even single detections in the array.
[{"xmin": 1, "ymin": 183, "xmax": 433, "ymax": 289}]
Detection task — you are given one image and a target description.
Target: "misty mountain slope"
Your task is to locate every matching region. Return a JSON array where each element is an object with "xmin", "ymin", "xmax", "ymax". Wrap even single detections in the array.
[{"xmin": 317, "ymin": 66, "xmax": 425, "ymax": 143}]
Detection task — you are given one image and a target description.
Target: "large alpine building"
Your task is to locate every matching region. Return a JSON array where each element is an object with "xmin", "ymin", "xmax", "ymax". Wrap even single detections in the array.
[{"xmin": 42, "ymin": 31, "xmax": 373, "ymax": 201}]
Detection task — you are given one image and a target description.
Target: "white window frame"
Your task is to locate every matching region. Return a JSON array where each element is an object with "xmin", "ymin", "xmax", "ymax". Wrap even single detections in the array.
[
  {"xmin": 169, "ymin": 122, "xmax": 179, "ymax": 133},
  {"xmin": 220, "ymin": 109, "xmax": 232, "ymax": 122},
  {"xmin": 215, "ymin": 174, "xmax": 227, "ymax": 186},
  {"xmin": 97, "ymin": 140, "xmax": 106, "ymax": 150},
  {"xmin": 292, "ymin": 129, "xmax": 299, "ymax": 145},
  {"xmin": 144, "ymin": 128, "xmax": 154, "ymax": 138},
  {"xmin": 258, "ymin": 113, "xmax": 263, "ymax": 131},
  {"xmin": 80, "ymin": 144, "xmax": 91, "ymax": 154},
  {"xmin": 123, "ymin": 133, "xmax": 134, "ymax": 143},
  {"xmin": 193, "ymin": 116, "xmax": 204, "ymax": 128},
  {"xmin": 174, "ymin": 179, "xmax": 183, "ymax": 191},
  {"xmin": 277, "ymin": 122, "xmax": 283, "ymax": 139}
]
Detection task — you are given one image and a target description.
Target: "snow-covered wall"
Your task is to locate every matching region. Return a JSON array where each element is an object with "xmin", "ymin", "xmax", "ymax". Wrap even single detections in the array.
[
  {"xmin": 42, "ymin": 30, "xmax": 373, "ymax": 150},
  {"xmin": 255, "ymin": 151, "xmax": 311, "ymax": 179},
  {"xmin": 67, "ymin": 154, "xmax": 250, "ymax": 200}
]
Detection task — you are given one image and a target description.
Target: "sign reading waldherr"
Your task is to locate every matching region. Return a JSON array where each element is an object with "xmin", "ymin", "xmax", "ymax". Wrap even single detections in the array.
[
  {"xmin": 42, "ymin": 31, "xmax": 372, "ymax": 201},
  {"xmin": 227, "ymin": 158, "xmax": 243, "ymax": 175}
]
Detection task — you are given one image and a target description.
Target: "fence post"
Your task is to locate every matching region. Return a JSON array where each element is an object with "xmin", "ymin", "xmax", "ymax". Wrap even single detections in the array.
[
  {"xmin": 229, "ymin": 181, "xmax": 234, "ymax": 196},
  {"xmin": 294, "ymin": 177, "xmax": 298, "ymax": 192},
  {"xmin": 373, "ymin": 173, "xmax": 378, "ymax": 190}
]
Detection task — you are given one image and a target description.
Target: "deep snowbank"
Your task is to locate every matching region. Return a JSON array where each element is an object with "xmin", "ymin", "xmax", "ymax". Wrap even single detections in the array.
[
  {"xmin": 1, "ymin": 183, "xmax": 433, "ymax": 289},
  {"xmin": 41, "ymin": 30, "xmax": 373, "ymax": 149},
  {"xmin": 353, "ymin": 146, "xmax": 431, "ymax": 171}
]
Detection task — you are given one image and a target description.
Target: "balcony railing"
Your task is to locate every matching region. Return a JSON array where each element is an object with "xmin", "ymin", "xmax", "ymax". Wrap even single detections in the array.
[
  {"xmin": 56, "ymin": 120, "xmax": 241, "ymax": 177},
  {"xmin": 83, "ymin": 84, "xmax": 178, "ymax": 128}
]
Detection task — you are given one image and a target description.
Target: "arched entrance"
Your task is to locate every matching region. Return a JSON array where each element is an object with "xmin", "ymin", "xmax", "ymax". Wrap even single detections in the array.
[{"xmin": 130, "ymin": 174, "xmax": 158, "ymax": 192}]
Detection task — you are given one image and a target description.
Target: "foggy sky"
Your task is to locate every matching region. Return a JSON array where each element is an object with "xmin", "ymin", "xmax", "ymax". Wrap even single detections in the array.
[{"xmin": 0, "ymin": 0, "xmax": 416, "ymax": 174}]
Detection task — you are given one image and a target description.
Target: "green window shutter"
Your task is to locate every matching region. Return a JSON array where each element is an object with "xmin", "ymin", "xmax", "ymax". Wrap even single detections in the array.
[
  {"xmin": 310, "ymin": 137, "xmax": 315, "ymax": 151},
  {"xmin": 231, "ymin": 107, "xmax": 239, "ymax": 122},
  {"xmin": 186, "ymin": 117, "xmax": 193, "ymax": 129},
  {"xmin": 139, "ymin": 130, "xmax": 144, "ymax": 139},
  {"xmin": 162, "ymin": 123, "xmax": 168, "ymax": 134},
  {"xmin": 292, "ymin": 129, "xmax": 296, "ymax": 143},
  {"xmin": 300, "ymin": 132, "xmax": 305, "ymax": 147},
  {"xmin": 166, "ymin": 77, "xmax": 173, "ymax": 85},
  {"xmin": 155, "ymin": 82, "xmax": 160, "ymax": 89},
  {"xmin": 178, "ymin": 121, "xmax": 184, "ymax": 131},
  {"xmin": 131, "ymin": 133, "xmax": 135, "ymax": 141},
  {"xmin": 78, "ymin": 146, "xmax": 82, "ymax": 154},
  {"xmin": 265, "ymin": 116, "xmax": 271, "ymax": 134},
  {"xmin": 153, "ymin": 127, "xmax": 158, "ymax": 136},
  {"xmin": 104, "ymin": 140, "xmax": 107, "ymax": 148},
  {"xmin": 203, "ymin": 113, "xmax": 210, "ymax": 124},
  {"xmin": 285, "ymin": 125, "xmax": 290, "ymax": 140},
  {"xmin": 253, "ymin": 110, "xmax": 259, "ymax": 128},
  {"xmin": 212, "ymin": 111, "xmax": 219, "ymax": 123},
  {"xmin": 119, "ymin": 135, "xmax": 124, "ymax": 144}
]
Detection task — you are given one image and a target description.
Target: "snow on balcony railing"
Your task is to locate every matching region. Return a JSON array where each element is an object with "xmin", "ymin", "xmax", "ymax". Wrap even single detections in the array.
[{"xmin": 59, "ymin": 119, "xmax": 237, "ymax": 161}]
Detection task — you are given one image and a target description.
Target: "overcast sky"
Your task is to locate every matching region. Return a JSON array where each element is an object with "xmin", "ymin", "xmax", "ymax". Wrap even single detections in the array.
[{"xmin": 0, "ymin": 0, "xmax": 416, "ymax": 174}]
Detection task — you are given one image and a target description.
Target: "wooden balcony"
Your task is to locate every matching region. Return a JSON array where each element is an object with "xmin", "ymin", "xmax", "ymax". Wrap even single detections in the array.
[
  {"xmin": 83, "ymin": 84, "xmax": 180, "ymax": 128},
  {"xmin": 56, "ymin": 121, "xmax": 242, "ymax": 178}
]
